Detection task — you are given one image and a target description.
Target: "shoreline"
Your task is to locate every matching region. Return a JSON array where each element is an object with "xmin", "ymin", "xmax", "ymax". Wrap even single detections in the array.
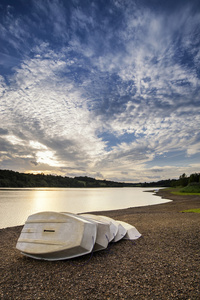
[{"xmin": 1, "ymin": 189, "xmax": 200, "ymax": 299}]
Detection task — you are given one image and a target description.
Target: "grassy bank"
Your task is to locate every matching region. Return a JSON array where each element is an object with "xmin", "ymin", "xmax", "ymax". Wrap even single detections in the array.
[{"xmin": 166, "ymin": 186, "xmax": 200, "ymax": 196}]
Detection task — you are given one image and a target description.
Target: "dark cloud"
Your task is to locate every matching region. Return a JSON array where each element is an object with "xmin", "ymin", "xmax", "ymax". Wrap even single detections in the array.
[
  {"xmin": 0, "ymin": 128, "xmax": 8, "ymax": 135},
  {"xmin": 30, "ymin": 160, "xmax": 38, "ymax": 166},
  {"xmin": 150, "ymin": 169, "xmax": 164, "ymax": 173}
]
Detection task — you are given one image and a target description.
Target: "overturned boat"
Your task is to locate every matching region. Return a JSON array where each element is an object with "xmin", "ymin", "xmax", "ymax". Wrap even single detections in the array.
[
  {"xmin": 79, "ymin": 214, "xmax": 116, "ymax": 242},
  {"xmin": 63, "ymin": 212, "xmax": 110, "ymax": 252},
  {"xmin": 16, "ymin": 211, "xmax": 97, "ymax": 261},
  {"xmin": 116, "ymin": 220, "xmax": 142, "ymax": 240},
  {"xmin": 97, "ymin": 216, "xmax": 127, "ymax": 242},
  {"xmin": 16, "ymin": 212, "xmax": 141, "ymax": 260}
]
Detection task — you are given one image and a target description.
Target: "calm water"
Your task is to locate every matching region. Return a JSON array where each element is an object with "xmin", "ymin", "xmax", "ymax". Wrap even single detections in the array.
[{"xmin": 0, "ymin": 187, "xmax": 171, "ymax": 229}]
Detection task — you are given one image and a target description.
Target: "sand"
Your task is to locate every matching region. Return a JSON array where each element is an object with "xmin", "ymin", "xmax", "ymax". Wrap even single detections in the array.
[{"xmin": 0, "ymin": 189, "xmax": 200, "ymax": 299}]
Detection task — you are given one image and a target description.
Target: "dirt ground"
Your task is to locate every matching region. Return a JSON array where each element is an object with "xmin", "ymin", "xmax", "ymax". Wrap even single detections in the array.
[{"xmin": 0, "ymin": 189, "xmax": 200, "ymax": 299}]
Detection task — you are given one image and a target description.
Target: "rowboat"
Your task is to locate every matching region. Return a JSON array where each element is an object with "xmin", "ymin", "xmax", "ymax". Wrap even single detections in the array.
[
  {"xmin": 116, "ymin": 220, "xmax": 141, "ymax": 240},
  {"xmin": 16, "ymin": 212, "xmax": 141, "ymax": 261},
  {"xmin": 80, "ymin": 214, "xmax": 118, "ymax": 242},
  {"xmin": 80, "ymin": 214, "xmax": 127, "ymax": 242},
  {"xmin": 114, "ymin": 221, "xmax": 127, "ymax": 242},
  {"xmin": 16, "ymin": 211, "xmax": 97, "ymax": 261},
  {"xmin": 62, "ymin": 213, "xmax": 110, "ymax": 251},
  {"xmin": 97, "ymin": 216, "xmax": 127, "ymax": 242}
]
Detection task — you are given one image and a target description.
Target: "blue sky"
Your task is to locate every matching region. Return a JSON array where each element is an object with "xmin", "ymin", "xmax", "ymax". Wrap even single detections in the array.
[{"xmin": 0, "ymin": 0, "xmax": 200, "ymax": 182}]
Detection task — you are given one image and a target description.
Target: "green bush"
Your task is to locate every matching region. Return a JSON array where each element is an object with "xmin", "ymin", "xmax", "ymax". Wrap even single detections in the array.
[{"xmin": 180, "ymin": 182, "xmax": 200, "ymax": 193}]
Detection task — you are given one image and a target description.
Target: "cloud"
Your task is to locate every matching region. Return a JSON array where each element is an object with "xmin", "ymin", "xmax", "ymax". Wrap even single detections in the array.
[
  {"xmin": 0, "ymin": 7, "xmax": 31, "ymax": 58},
  {"xmin": 0, "ymin": 0, "xmax": 200, "ymax": 182},
  {"xmin": 0, "ymin": 128, "xmax": 8, "ymax": 135},
  {"xmin": 0, "ymin": 49, "xmax": 107, "ymax": 171},
  {"xmin": 187, "ymin": 143, "xmax": 200, "ymax": 156},
  {"xmin": 32, "ymin": 0, "xmax": 69, "ymax": 42},
  {"xmin": 30, "ymin": 160, "xmax": 38, "ymax": 166}
]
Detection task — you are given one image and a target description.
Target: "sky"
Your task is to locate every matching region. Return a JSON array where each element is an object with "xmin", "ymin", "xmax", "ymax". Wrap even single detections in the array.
[{"xmin": 0, "ymin": 0, "xmax": 200, "ymax": 183}]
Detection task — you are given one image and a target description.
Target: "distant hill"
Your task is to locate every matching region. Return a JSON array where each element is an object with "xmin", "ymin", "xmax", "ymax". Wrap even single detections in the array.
[
  {"xmin": 0, "ymin": 169, "xmax": 172, "ymax": 188},
  {"xmin": 1, "ymin": 169, "xmax": 198, "ymax": 188},
  {"xmin": 0, "ymin": 169, "xmax": 136, "ymax": 188}
]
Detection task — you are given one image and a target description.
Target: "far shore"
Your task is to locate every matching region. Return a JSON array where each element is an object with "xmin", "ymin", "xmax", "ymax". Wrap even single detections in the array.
[{"xmin": 1, "ymin": 189, "xmax": 200, "ymax": 299}]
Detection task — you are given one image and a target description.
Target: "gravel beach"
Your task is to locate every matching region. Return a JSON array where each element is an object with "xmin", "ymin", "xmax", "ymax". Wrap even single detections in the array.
[{"xmin": 0, "ymin": 189, "xmax": 200, "ymax": 300}]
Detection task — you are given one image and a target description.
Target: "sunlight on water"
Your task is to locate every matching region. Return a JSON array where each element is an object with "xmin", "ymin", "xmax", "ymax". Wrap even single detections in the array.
[{"xmin": 0, "ymin": 188, "xmax": 171, "ymax": 228}]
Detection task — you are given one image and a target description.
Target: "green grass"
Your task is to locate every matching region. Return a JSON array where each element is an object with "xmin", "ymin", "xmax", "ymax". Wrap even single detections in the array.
[
  {"xmin": 181, "ymin": 208, "xmax": 200, "ymax": 213},
  {"xmin": 167, "ymin": 186, "xmax": 200, "ymax": 196},
  {"xmin": 180, "ymin": 183, "xmax": 200, "ymax": 193},
  {"xmin": 149, "ymin": 186, "xmax": 200, "ymax": 196}
]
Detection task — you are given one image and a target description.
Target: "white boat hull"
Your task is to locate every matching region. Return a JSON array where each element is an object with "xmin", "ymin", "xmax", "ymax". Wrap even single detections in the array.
[
  {"xmin": 16, "ymin": 212, "xmax": 97, "ymax": 261},
  {"xmin": 80, "ymin": 214, "xmax": 118, "ymax": 242},
  {"xmin": 16, "ymin": 212, "xmax": 142, "ymax": 260},
  {"xmin": 63, "ymin": 213, "xmax": 110, "ymax": 251},
  {"xmin": 116, "ymin": 220, "xmax": 141, "ymax": 240}
]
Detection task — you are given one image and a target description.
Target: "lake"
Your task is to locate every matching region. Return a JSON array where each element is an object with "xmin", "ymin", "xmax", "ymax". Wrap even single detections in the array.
[{"xmin": 0, "ymin": 187, "xmax": 171, "ymax": 229}]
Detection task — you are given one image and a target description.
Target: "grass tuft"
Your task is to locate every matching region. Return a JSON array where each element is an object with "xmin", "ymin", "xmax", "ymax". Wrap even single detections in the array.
[{"xmin": 181, "ymin": 208, "xmax": 200, "ymax": 213}]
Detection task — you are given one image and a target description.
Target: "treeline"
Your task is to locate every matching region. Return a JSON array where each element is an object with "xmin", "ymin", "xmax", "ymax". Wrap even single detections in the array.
[
  {"xmin": 172, "ymin": 173, "xmax": 200, "ymax": 193},
  {"xmin": 0, "ymin": 169, "xmax": 134, "ymax": 188},
  {"xmin": 135, "ymin": 179, "xmax": 176, "ymax": 188},
  {"xmin": 0, "ymin": 169, "xmax": 199, "ymax": 189},
  {"xmin": 173, "ymin": 173, "xmax": 200, "ymax": 187},
  {"xmin": 74, "ymin": 176, "xmax": 126, "ymax": 188},
  {"xmin": 130, "ymin": 173, "xmax": 200, "ymax": 188}
]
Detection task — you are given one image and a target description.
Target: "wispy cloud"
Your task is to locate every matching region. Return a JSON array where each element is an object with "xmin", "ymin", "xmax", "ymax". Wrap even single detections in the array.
[{"xmin": 0, "ymin": 0, "xmax": 200, "ymax": 182}]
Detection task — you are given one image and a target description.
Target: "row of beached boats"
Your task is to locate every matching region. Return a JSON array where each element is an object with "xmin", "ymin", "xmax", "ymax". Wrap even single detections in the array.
[{"xmin": 16, "ymin": 212, "xmax": 141, "ymax": 261}]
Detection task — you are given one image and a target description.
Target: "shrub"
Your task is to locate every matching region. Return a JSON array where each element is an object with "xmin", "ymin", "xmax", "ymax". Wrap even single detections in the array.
[{"xmin": 180, "ymin": 182, "xmax": 200, "ymax": 193}]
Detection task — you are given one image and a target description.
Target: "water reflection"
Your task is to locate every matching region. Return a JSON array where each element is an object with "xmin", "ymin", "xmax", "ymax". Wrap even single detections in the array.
[
  {"xmin": 32, "ymin": 190, "xmax": 58, "ymax": 212},
  {"xmin": 32, "ymin": 189, "xmax": 100, "ymax": 213}
]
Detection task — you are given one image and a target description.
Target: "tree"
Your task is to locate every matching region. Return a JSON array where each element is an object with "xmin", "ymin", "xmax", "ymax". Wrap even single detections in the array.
[
  {"xmin": 179, "ymin": 173, "xmax": 188, "ymax": 187},
  {"xmin": 189, "ymin": 173, "xmax": 200, "ymax": 184}
]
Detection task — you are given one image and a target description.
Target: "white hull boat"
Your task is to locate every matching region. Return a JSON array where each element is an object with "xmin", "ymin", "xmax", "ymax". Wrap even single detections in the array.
[
  {"xmin": 114, "ymin": 221, "xmax": 127, "ymax": 242},
  {"xmin": 16, "ymin": 211, "xmax": 97, "ymax": 261},
  {"xmin": 16, "ymin": 212, "xmax": 142, "ymax": 261},
  {"xmin": 97, "ymin": 216, "xmax": 127, "ymax": 242},
  {"xmin": 62, "ymin": 213, "xmax": 110, "ymax": 251},
  {"xmin": 80, "ymin": 214, "xmax": 118, "ymax": 242},
  {"xmin": 116, "ymin": 220, "xmax": 141, "ymax": 240}
]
